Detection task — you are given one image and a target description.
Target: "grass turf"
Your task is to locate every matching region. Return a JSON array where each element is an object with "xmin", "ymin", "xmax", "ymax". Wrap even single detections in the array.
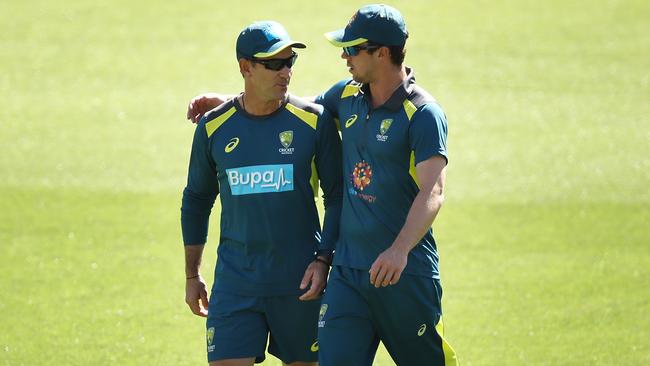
[{"xmin": 1, "ymin": 0, "xmax": 648, "ymax": 364}]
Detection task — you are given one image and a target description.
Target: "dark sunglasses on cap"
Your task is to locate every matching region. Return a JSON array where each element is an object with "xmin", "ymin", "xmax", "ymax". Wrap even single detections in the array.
[
  {"xmin": 251, "ymin": 52, "xmax": 298, "ymax": 71},
  {"xmin": 343, "ymin": 43, "xmax": 382, "ymax": 56}
]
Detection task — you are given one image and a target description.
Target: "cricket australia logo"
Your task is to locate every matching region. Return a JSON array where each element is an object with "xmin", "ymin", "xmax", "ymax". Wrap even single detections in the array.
[
  {"xmin": 349, "ymin": 160, "xmax": 376, "ymax": 203},
  {"xmin": 207, "ymin": 327, "xmax": 216, "ymax": 352},
  {"xmin": 318, "ymin": 304, "xmax": 328, "ymax": 328},
  {"xmin": 278, "ymin": 130, "xmax": 294, "ymax": 155},
  {"xmin": 376, "ymin": 119, "xmax": 392, "ymax": 142}
]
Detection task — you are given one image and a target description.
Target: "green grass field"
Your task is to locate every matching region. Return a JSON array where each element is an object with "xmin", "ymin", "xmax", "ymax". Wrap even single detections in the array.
[{"xmin": 1, "ymin": 0, "xmax": 648, "ymax": 365}]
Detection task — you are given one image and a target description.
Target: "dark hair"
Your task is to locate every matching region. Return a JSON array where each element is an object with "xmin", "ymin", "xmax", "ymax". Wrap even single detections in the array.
[{"xmin": 368, "ymin": 45, "xmax": 406, "ymax": 66}]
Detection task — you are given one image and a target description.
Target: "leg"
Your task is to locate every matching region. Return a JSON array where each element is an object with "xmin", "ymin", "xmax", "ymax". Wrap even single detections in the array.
[
  {"xmin": 369, "ymin": 276, "xmax": 458, "ymax": 366},
  {"xmin": 209, "ymin": 358, "xmax": 255, "ymax": 366},
  {"xmin": 265, "ymin": 295, "xmax": 321, "ymax": 364},
  {"xmin": 317, "ymin": 266, "xmax": 379, "ymax": 366},
  {"xmin": 206, "ymin": 291, "xmax": 268, "ymax": 364}
]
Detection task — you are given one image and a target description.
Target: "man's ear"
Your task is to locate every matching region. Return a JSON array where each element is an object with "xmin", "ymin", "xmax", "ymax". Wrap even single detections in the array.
[
  {"xmin": 377, "ymin": 46, "xmax": 390, "ymax": 60},
  {"xmin": 239, "ymin": 58, "xmax": 253, "ymax": 77}
]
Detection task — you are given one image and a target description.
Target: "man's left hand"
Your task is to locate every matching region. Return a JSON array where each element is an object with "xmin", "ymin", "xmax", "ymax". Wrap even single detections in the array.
[{"xmin": 298, "ymin": 260, "xmax": 329, "ymax": 300}]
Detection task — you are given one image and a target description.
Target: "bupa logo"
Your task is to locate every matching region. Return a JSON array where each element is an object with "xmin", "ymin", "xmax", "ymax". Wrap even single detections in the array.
[{"xmin": 226, "ymin": 164, "xmax": 293, "ymax": 195}]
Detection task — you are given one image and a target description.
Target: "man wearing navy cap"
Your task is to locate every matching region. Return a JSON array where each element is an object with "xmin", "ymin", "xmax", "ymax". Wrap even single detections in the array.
[
  {"xmin": 316, "ymin": 5, "xmax": 457, "ymax": 365},
  {"xmin": 186, "ymin": 5, "xmax": 459, "ymax": 365},
  {"xmin": 181, "ymin": 20, "xmax": 342, "ymax": 366}
]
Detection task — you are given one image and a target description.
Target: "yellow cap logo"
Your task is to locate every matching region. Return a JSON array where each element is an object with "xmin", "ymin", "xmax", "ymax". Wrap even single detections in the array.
[
  {"xmin": 225, "ymin": 137, "xmax": 240, "ymax": 153},
  {"xmin": 310, "ymin": 340, "xmax": 319, "ymax": 352},
  {"xmin": 344, "ymin": 114, "xmax": 358, "ymax": 128}
]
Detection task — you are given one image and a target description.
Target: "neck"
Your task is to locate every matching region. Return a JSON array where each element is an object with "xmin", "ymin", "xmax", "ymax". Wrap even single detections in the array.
[
  {"xmin": 368, "ymin": 65, "xmax": 407, "ymax": 108},
  {"xmin": 241, "ymin": 91, "xmax": 284, "ymax": 116}
]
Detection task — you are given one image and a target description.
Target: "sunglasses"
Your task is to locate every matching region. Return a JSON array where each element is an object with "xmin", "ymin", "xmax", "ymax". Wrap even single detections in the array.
[
  {"xmin": 251, "ymin": 52, "xmax": 298, "ymax": 71},
  {"xmin": 343, "ymin": 43, "xmax": 382, "ymax": 56}
]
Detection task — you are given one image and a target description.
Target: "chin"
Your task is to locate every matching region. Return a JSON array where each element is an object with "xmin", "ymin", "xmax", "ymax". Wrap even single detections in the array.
[
  {"xmin": 274, "ymin": 90, "xmax": 288, "ymax": 101},
  {"xmin": 351, "ymin": 74, "xmax": 365, "ymax": 83}
]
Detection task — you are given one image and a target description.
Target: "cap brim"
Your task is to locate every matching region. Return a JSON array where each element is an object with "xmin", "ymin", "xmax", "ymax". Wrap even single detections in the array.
[
  {"xmin": 253, "ymin": 40, "xmax": 306, "ymax": 58},
  {"xmin": 324, "ymin": 29, "xmax": 367, "ymax": 47}
]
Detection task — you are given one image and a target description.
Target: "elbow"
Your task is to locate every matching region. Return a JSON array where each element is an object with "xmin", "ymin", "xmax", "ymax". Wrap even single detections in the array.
[
  {"xmin": 428, "ymin": 189, "xmax": 444, "ymax": 211},
  {"xmin": 433, "ymin": 192, "xmax": 444, "ymax": 208}
]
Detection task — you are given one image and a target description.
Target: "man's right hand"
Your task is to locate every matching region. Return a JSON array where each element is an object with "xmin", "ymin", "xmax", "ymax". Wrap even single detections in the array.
[
  {"xmin": 185, "ymin": 275, "xmax": 209, "ymax": 317},
  {"xmin": 186, "ymin": 93, "xmax": 226, "ymax": 123}
]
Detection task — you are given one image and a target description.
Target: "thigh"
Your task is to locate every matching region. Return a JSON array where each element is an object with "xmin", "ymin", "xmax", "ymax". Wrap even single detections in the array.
[
  {"xmin": 317, "ymin": 266, "xmax": 379, "ymax": 366},
  {"xmin": 207, "ymin": 291, "xmax": 268, "ymax": 364},
  {"xmin": 264, "ymin": 295, "xmax": 321, "ymax": 364},
  {"xmin": 369, "ymin": 276, "xmax": 458, "ymax": 366}
]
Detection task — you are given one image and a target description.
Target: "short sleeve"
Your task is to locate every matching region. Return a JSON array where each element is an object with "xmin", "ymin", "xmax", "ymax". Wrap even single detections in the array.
[{"xmin": 409, "ymin": 102, "xmax": 448, "ymax": 165}]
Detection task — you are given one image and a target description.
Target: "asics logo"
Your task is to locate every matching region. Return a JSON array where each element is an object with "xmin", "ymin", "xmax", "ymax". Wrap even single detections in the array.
[
  {"xmin": 344, "ymin": 114, "xmax": 358, "ymax": 128},
  {"xmin": 418, "ymin": 324, "xmax": 427, "ymax": 336},
  {"xmin": 225, "ymin": 137, "xmax": 239, "ymax": 153}
]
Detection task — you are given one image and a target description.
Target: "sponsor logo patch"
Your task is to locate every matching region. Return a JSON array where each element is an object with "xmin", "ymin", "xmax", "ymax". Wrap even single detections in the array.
[
  {"xmin": 418, "ymin": 323, "xmax": 427, "ymax": 337},
  {"xmin": 226, "ymin": 164, "xmax": 293, "ymax": 195},
  {"xmin": 344, "ymin": 114, "xmax": 358, "ymax": 128},
  {"xmin": 207, "ymin": 327, "xmax": 216, "ymax": 352},
  {"xmin": 224, "ymin": 137, "xmax": 239, "ymax": 153},
  {"xmin": 349, "ymin": 160, "xmax": 376, "ymax": 203},
  {"xmin": 376, "ymin": 119, "xmax": 393, "ymax": 141},
  {"xmin": 318, "ymin": 304, "xmax": 328, "ymax": 328},
  {"xmin": 310, "ymin": 340, "xmax": 319, "ymax": 352},
  {"xmin": 278, "ymin": 130, "xmax": 294, "ymax": 154}
]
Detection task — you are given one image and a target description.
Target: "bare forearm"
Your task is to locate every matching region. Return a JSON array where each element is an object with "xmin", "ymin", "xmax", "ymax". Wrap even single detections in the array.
[
  {"xmin": 184, "ymin": 244, "xmax": 205, "ymax": 277},
  {"xmin": 392, "ymin": 191, "xmax": 444, "ymax": 253}
]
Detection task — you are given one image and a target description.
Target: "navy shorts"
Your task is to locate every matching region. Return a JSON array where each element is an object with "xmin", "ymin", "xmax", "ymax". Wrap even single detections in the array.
[
  {"xmin": 206, "ymin": 291, "xmax": 320, "ymax": 364},
  {"xmin": 317, "ymin": 265, "xmax": 458, "ymax": 366}
]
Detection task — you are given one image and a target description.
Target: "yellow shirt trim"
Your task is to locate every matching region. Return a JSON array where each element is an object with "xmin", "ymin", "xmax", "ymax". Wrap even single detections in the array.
[
  {"xmin": 403, "ymin": 99, "xmax": 417, "ymax": 121},
  {"xmin": 205, "ymin": 107, "xmax": 237, "ymax": 138},
  {"xmin": 285, "ymin": 103, "xmax": 317, "ymax": 130}
]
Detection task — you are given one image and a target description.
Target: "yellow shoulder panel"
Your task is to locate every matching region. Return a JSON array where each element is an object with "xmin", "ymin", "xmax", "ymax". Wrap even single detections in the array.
[
  {"xmin": 341, "ymin": 85, "xmax": 361, "ymax": 99},
  {"xmin": 286, "ymin": 103, "xmax": 317, "ymax": 130},
  {"xmin": 403, "ymin": 100, "xmax": 417, "ymax": 121},
  {"xmin": 205, "ymin": 106, "xmax": 237, "ymax": 138}
]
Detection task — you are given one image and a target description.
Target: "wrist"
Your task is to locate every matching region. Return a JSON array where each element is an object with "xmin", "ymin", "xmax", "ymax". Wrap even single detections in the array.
[
  {"xmin": 314, "ymin": 257, "xmax": 331, "ymax": 267},
  {"xmin": 315, "ymin": 249, "xmax": 334, "ymax": 266},
  {"xmin": 390, "ymin": 240, "xmax": 411, "ymax": 256}
]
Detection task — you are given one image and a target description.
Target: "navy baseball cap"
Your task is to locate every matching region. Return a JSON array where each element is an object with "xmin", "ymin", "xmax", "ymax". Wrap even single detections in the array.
[
  {"xmin": 236, "ymin": 21, "xmax": 306, "ymax": 60},
  {"xmin": 325, "ymin": 4, "xmax": 408, "ymax": 47}
]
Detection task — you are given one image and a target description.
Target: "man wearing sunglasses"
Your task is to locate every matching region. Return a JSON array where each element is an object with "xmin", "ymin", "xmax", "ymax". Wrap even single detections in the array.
[
  {"xmin": 182, "ymin": 20, "xmax": 342, "ymax": 366},
  {"xmin": 186, "ymin": 5, "xmax": 458, "ymax": 366}
]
